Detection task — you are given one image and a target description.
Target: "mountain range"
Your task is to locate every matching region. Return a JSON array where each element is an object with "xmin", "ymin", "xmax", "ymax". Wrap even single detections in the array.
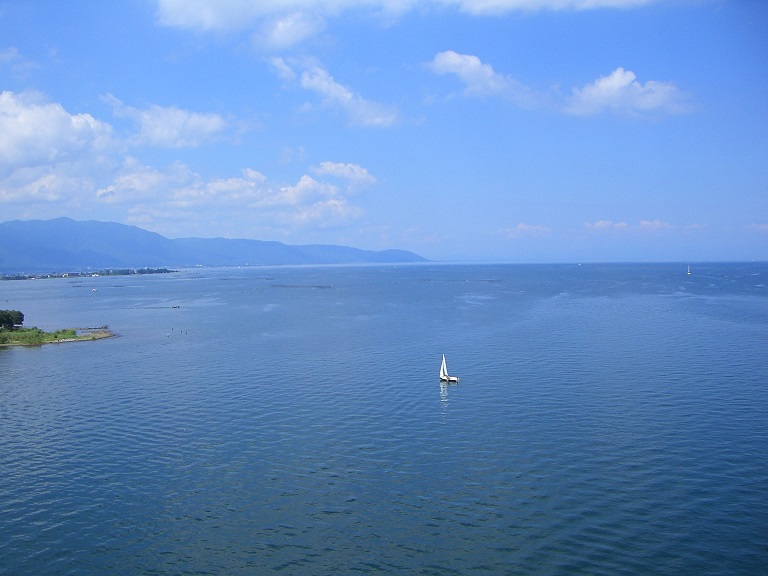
[{"xmin": 0, "ymin": 218, "xmax": 427, "ymax": 273}]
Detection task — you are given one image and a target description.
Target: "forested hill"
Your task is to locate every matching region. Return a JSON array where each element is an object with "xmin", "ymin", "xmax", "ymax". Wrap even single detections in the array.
[{"xmin": 0, "ymin": 218, "xmax": 427, "ymax": 273}]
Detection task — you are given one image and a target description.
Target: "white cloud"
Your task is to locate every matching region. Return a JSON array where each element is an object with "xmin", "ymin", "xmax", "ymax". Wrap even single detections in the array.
[
  {"xmin": 300, "ymin": 66, "xmax": 399, "ymax": 126},
  {"xmin": 104, "ymin": 95, "xmax": 228, "ymax": 148},
  {"xmin": 102, "ymin": 163, "xmax": 341, "ymax": 211},
  {"xmin": 0, "ymin": 90, "xmax": 113, "ymax": 170},
  {"xmin": 429, "ymin": 55, "xmax": 687, "ymax": 116},
  {"xmin": 167, "ymin": 170, "xmax": 364, "ymax": 230},
  {"xmin": 271, "ymin": 56, "xmax": 297, "ymax": 81},
  {"xmin": 156, "ymin": 0, "xmax": 660, "ymax": 32},
  {"xmin": 156, "ymin": 0, "xmax": 264, "ymax": 30},
  {"xmin": 585, "ymin": 219, "xmax": 675, "ymax": 232},
  {"xmin": 1, "ymin": 168, "xmax": 81, "ymax": 203},
  {"xmin": 638, "ymin": 218, "xmax": 673, "ymax": 230},
  {"xmin": 0, "ymin": 46, "xmax": 37, "ymax": 76},
  {"xmin": 430, "ymin": 51, "xmax": 508, "ymax": 96},
  {"xmin": 288, "ymin": 197, "xmax": 364, "ymax": 226},
  {"xmin": 442, "ymin": 0, "xmax": 658, "ymax": 15},
  {"xmin": 499, "ymin": 223, "xmax": 551, "ymax": 237},
  {"xmin": 94, "ymin": 160, "xmax": 365, "ymax": 233},
  {"xmin": 273, "ymin": 58, "xmax": 398, "ymax": 127},
  {"xmin": 0, "ymin": 91, "xmax": 115, "ymax": 208},
  {"xmin": 429, "ymin": 50, "xmax": 539, "ymax": 107},
  {"xmin": 258, "ymin": 175, "xmax": 336, "ymax": 208},
  {"xmin": 584, "ymin": 219, "xmax": 628, "ymax": 230},
  {"xmin": 256, "ymin": 12, "xmax": 326, "ymax": 50},
  {"xmin": 0, "ymin": 90, "xmax": 370, "ymax": 237},
  {"xmin": 311, "ymin": 161, "xmax": 377, "ymax": 188},
  {"xmin": 565, "ymin": 67, "xmax": 687, "ymax": 116},
  {"xmin": 95, "ymin": 158, "xmax": 181, "ymax": 204},
  {"xmin": 167, "ymin": 168, "xmax": 273, "ymax": 208},
  {"xmin": 0, "ymin": 47, "xmax": 21, "ymax": 63}
]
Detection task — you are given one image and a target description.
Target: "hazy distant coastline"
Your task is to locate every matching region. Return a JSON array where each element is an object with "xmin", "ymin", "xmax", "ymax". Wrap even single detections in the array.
[
  {"xmin": 2, "ymin": 268, "xmax": 175, "ymax": 281},
  {"xmin": 0, "ymin": 218, "xmax": 427, "ymax": 275}
]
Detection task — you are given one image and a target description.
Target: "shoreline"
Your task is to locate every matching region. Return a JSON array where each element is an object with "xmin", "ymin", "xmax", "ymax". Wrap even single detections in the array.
[{"xmin": 0, "ymin": 328, "xmax": 116, "ymax": 347}]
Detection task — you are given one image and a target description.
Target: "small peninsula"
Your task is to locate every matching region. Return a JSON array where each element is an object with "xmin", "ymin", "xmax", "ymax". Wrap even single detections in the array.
[
  {"xmin": 0, "ymin": 327, "xmax": 114, "ymax": 347},
  {"xmin": 0, "ymin": 310, "xmax": 114, "ymax": 347}
]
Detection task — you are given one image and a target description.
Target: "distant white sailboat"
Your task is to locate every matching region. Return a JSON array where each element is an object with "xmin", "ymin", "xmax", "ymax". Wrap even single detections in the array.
[
  {"xmin": 440, "ymin": 354, "xmax": 459, "ymax": 383},
  {"xmin": 687, "ymin": 265, "xmax": 691, "ymax": 275}
]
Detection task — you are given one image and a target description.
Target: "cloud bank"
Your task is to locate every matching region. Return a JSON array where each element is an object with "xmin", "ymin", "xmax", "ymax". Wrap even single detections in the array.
[{"xmin": 0, "ymin": 90, "xmax": 372, "ymax": 237}]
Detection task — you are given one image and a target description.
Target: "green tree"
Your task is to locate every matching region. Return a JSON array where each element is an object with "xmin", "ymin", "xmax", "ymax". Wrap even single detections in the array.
[{"xmin": 0, "ymin": 310, "xmax": 24, "ymax": 330}]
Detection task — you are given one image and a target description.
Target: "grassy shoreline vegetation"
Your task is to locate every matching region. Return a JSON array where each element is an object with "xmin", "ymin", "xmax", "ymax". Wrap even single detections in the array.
[
  {"xmin": 0, "ymin": 310, "xmax": 114, "ymax": 346},
  {"xmin": 0, "ymin": 327, "xmax": 114, "ymax": 346}
]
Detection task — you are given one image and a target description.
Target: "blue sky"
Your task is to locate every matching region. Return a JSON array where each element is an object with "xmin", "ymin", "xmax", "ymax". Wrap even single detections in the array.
[{"xmin": 1, "ymin": 0, "xmax": 766, "ymax": 262}]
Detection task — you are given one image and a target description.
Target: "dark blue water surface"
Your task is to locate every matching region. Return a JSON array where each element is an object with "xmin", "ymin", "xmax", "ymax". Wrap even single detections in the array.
[{"xmin": 1, "ymin": 263, "xmax": 767, "ymax": 575}]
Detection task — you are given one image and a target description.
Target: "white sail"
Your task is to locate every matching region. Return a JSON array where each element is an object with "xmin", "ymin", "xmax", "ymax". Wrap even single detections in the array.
[{"xmin": 440, "ymin": 354, "xmax": 459, "ymax": 382}]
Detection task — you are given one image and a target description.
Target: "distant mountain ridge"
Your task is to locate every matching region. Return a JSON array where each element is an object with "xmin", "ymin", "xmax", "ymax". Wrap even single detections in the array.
[{"xmin": 0, "ymin": 218, "xmax": 427, "ymax": 273}]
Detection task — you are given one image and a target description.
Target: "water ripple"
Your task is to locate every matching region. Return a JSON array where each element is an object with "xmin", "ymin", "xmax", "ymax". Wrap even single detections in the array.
[{"xmin": 1, "ymin": 264, "xmax": 767, "ymax": 575}]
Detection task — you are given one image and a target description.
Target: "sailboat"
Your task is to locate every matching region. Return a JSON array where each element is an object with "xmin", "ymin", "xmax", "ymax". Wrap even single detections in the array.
[
  {"xmin": 440, "ymin": 354, "xmax": 460, "ymax": 383},
  {"xmin": 687, "ymin": 265, "xmax": 691, "ymax": 275}
]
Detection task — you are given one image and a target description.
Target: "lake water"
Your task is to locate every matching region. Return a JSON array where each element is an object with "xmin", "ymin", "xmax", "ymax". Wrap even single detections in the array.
[{"xmin": 1, "ymin": 263, "xmax": 767, "ymax": 575}]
